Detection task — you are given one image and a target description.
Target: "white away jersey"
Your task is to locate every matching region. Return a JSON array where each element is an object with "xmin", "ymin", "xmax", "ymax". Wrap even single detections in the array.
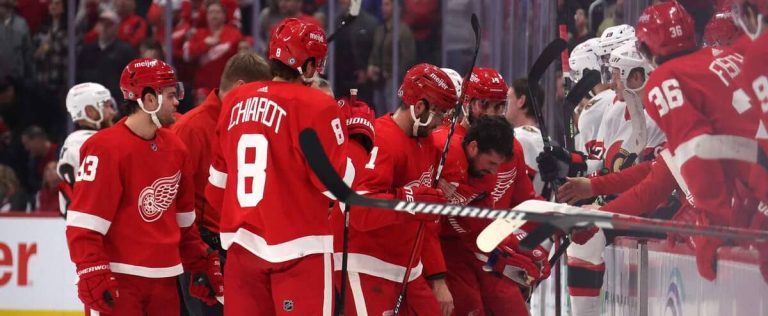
[
  {"xmin": 595, "ymin": 100, "xmax": 666, "ymax": 173},
  {"xmin": 514, "ymin": 125, "xmax": 545, "ymax": 195},
  {"xmin": 577, "ymin": 89, "xmax": 614, "ymax": 158},
  {"xmin": 57, "ymin": 129, "xmax": 97, "ymax": 216}
]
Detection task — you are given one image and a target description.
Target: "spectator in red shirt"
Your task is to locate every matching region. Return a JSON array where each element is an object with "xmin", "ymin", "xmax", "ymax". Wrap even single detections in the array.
[
  {"xmin": 115, "ymin": 0, "xmax": 148, "ymax": 48},
  {"xmin": 184, "ymin": 0, "xmax": 241, "ymax": 91}
]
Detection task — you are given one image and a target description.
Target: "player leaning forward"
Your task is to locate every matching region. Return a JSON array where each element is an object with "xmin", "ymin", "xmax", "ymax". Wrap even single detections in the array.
[
  {"xmin": 207, "ymin": 18, "xmax": 349, "ymax": 314},
  {"xmin": 65, "ymin": 58, "xmax": 223, "ymax": 315}
]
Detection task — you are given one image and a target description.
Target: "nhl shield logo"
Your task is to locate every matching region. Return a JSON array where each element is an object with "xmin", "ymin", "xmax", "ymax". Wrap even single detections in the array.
[
  {"xmin": 150, "ymin": 143, "xmax": 158, "ymax": 151},
  {"xmin": 282, "ymin": 299, "xmax": 294, "ymax": 312}
]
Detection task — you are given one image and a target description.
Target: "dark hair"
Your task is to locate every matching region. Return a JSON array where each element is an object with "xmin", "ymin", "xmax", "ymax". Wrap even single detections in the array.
[
  {"xmin": 511, "ymin": 78, "xmax": 544, "ymax": 119},
  {"xmin": 121, "ymin": 87, "xmax": 156, "ymax": 115},
  {"xmin": 462, "ymin": 116, "xmax": 514, "ymax": 160},
  {"xmin": 269, "ymin": 58, "xmax": 315, "ymax": 81},
  {"xmin": 220, "ymin": 52, "xmax": 271, "ymax": 92},
  {"xmin": 140, "ymin": 38, "xmax": 165, "ymax": 60},
  {"xmin": 21, "ymin": 125, "xmax": 48, "ymax": 140}
]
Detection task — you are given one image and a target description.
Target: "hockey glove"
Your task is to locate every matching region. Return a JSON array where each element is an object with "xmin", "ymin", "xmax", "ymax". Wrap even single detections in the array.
[
  {"xmin": 571, "ymin": 226, "xmax": 600, "ymax": 245},
  {"xmin": 484, "ymin": 233, "xmax": 551, "ymax": 286},
  {"xmin": 339, "ymin": 97, "xmax": 375, "ymax": 153},
  {"xmin": 536, "ymin": 146, "xmax": 587, "ymax": 183},
  {"xmin": 395, "ymin": 186, "xmax": 446, "ymax": 221},
  {"xmin": 76, "ymin": 261, "xmax": 119, "ymax": 313},
  {"xmin": 189, "ymin": 251, "xmax": 224, "ymax": 305},
  {"xmin": 690, "ymin": 213, "xmax": 723, "ymax": 281}
]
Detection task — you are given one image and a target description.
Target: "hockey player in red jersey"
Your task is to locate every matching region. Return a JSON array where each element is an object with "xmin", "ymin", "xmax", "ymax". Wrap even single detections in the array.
[
  {"xmin": 330, "ymin": 95, "xmax": 376, "ymax": 313},
  {"xmin": 733, "ymin": 0, "xmax": 768, "ymax": 283},
  {"xmin": 637, "ymin": 1, "xmax": 763, "ymax": 281},
  {"xmin": 58, "ymin": 82, "xmax": 117, "ymax": 217},
  {"xmin": 65, "ymin": 58, "xmax": 223, "ymax": 315},
  {"xmin": 173, "ymin": 52, "xmax": 269, "ymax": 253},
  {"xmin": 433, "ymin": 67, "xmax": 546, "ymax": 315},
  {"xmin": 208, "ymin": 18, "xmax": 348, "ymax": 315},
  {"xmin": 339, "ymin": 63, "xmax": 457, "ymax": 315},
  {"xmin": 172, "ymin": 52, "xmax": 270, "ymax": 315}
]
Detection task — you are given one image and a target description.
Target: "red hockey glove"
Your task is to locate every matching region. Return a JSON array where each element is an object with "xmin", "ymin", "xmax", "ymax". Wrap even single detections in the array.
[
  {"xmin": 690, "ymin": 213, "xmax": 722, "ymax": 281},
  {"xmin": 189, "ymin": 251, "xmax": 224, "ymax": 305},
  {"xmin": 484, "ymin": 234, "xmax": 551, "ymax": 286},
  {"xmin": 395, "ymin": 186, "xmax": 446, "ymax": 221},
  {"xmin": 76, "ymin": 261, "xmax": 119, "ymax": 313},
  {"xmin": 666, "ymin": 204, "xmax": 698, "ymax": 248},
  {"xmin": 571, "ymin": 226, "xmax": 599, "ymax": 245},
  {"xmin": 339, "ymin": 97, "xmax": 375, "ymax": 152}
]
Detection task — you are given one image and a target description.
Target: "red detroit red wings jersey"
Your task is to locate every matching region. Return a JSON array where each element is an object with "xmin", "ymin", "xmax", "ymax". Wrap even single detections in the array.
[
  {"xmin": 346, "ymin": 115, "xmax": 445, "ymax": 282},
  {"xmin": 66, "ymin": 119, "xmax": 204, "ymax": 278},
  {"xmin": 432, "ymin": 124, "xmax": 494, "ymax": 247},
  {"xmin": 644, "ymin": 47, "xmax": 760, "ymax": 224},
  {"xmin": 738, "ymin": 32, "xmax": 768, "ymax": 202},
  {"xmin": 211, "ymin": 81, "xmax": 348, "ymax": 263}
]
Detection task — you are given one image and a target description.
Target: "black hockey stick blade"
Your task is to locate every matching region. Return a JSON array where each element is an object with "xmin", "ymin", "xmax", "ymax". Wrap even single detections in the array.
[
  {"xmin": 528, "ymin": 39, "xmax": 567, "ymax": 84},
  {"xmin": 566, "ymin": 69, "xmax": 601, "ymax": 106},
  {"xmin": 300, "ymin": 127, "xmax": 768, "ymax": 244}
]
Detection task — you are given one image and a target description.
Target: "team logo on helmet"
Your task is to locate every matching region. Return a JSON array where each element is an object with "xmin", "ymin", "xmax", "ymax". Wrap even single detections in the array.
[
  {"xmin": 428, "ymin": 72, "xmax": 449, "ymax": 90},
  {"xmin": 134, "ymin": 59, "xmax": 159, "ymax": 68},
  {"xmin": 138, "ymin": 171, "xmax": 181, "ymax": 222}
]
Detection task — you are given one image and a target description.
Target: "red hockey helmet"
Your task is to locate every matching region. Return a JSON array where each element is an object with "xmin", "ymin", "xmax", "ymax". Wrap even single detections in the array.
[
  {"xmin": 398, "ymin": 63, "xmax": 458, "ymax": 111},
  {"xmin": 464, "ymin": 67, "xmax": 508, "ymax": 102},
  {"xmin": 635, "ymin": 1, "xmax": 696, "ymax": 61},
  {"xmin": 269, "ymin": 18, "xmax": 328, "ymax": 74},
  {"xmin": 119, "ymin": 58, "xmax": 183, "ymax": 101},
  {"xmin": 704, "ymin": 3, "xmax": 744, "ymax": 46},
  {"xmin": 732, "ymin": 0, "xmax": 768, "ymax": 39}
]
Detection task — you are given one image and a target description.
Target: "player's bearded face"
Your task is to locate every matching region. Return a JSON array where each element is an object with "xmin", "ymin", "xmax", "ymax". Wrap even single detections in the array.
[
  {"xmin": 156, "ymin": 86, "xmax": 181, "ymax": 126},
  {"xmin": 469, "ymin": 99, "xmax": 507, "ymax": 125},
  {"xmin": 467, "ymin": 145, "xmax": 504, "ymax": 177},
  {"xmin": 415, "ymin": 105, "xmax": 445, "ymax": 137}
]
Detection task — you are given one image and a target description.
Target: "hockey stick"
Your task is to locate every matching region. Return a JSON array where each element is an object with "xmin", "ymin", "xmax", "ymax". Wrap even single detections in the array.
[
  {"xmin": 299, "ymin": 127, "xmax": 768, "ymax": 241},
  {"xmin": 391, "ymin": 13, "xmax": 481, "ymax": 316},
  {"xmin": 517, "ymin": 70, "xmax": 604, "ymax": 251},
  {"xmin": 327, "ymin": 0, "xmax": 361, "ymax": 43},
  {"xmin": 335, "ymin": 89, "xmax": 358, "ymax": 316},
  {"xmin": 475, "ymin": 71, "xmax": 603, "ymax": 254}
]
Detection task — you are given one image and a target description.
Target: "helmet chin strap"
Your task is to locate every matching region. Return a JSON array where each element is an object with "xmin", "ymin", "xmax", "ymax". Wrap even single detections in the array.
[
  {"xmin": 409, "ymin": 105, "xmax": 434, "ymax": 137},
  {"xmin": 737, "ymin": 13, "xmax": 764, "ymax": 40},
  {"xmin": 136, "ymin": 95, "xmax": 163, "ymax": 128},
  {"xmin": 82, "ymin": 105, "xmax": 104, "ymax": 127}
]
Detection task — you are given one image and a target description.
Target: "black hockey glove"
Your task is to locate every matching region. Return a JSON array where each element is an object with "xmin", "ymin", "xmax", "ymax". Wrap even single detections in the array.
[{"xmin": 536, "ymin": 146, "xmax": 587, "ymax": 183}]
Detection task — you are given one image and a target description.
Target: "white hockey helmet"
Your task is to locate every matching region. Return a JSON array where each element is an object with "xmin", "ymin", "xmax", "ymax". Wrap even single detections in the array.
[
  {"xmin": 609, "ymin": 41, "xmax": 652, "ymax": 91},
  {"xmin": 66, "ymin": 82, "xmax": 113, "ymax": 125},
  {"xmin": 568, "ymin": 38, "xmax": 601, "ymax": 82},
  {"xmin": 595, "ymin": 24, "xmax": 636, "ymax": 56},
  {"xmin": 596, "ymin": 24, "xmax": 636, "ymax": 84},
  {"xmin": 441, "ymin": 67, "xmax": 463, "ymax": 99}
]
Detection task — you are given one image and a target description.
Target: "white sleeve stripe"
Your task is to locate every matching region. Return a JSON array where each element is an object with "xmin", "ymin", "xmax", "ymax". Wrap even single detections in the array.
[
  {"xmin": 674, "ymin": 134, "xmax": 758, "ymax": 166},
  {"xmin": 176, "ymin": 211, "xmax": 196, "ymax": 228},
  {"xmin": 66, "ymin": 211, "xmax": 111, "ymax": 235},
  {"xmin": 208, "ymin": 166, "xmax": 227, "ymax": 189}
]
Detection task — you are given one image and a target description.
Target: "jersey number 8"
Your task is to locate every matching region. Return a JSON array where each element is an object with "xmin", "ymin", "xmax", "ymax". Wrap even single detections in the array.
[{"xmin": 237, "ymin": 134, "xmax": 268, "ymax": 207}]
